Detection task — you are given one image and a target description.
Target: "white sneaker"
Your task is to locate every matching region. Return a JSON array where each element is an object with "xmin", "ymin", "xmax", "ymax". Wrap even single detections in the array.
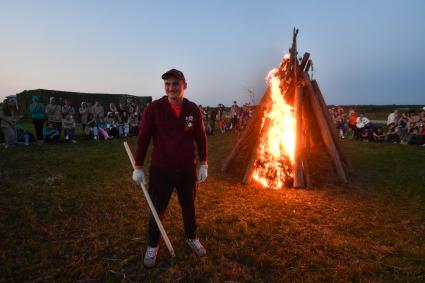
[
  {"xmin": 71, "ymin": 140, "xmax": 77, "ymax": 144},
  {"xmin": 144, "ymin": 246, "xmax": 159, "ymax": 268},
  {"xmin": 186, "ymin": 238, "xmax": 206, "ymax": 257},
  {"xmin": 94, "ymin": 136, "xmax": 98, "ymax": 141}
]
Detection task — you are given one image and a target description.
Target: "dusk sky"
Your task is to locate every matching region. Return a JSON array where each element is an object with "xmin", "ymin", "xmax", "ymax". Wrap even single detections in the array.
[{"xmin": 1, "ymin": 0, "xmax": 424, "ymax": 106}]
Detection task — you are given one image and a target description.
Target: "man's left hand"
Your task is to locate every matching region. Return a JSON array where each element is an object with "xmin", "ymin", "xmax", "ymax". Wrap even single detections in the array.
[{"xmin": 197, "ymin": 164, "xmax": 208, "ymax": 183}]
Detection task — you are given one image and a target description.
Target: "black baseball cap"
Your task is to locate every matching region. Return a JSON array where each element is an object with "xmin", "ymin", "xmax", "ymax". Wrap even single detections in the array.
[{"xmin": 161, "ymin": 68, "xmax": 186, "ymax": 84}]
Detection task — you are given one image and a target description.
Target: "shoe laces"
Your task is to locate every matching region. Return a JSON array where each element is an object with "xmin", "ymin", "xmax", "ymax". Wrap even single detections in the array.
[
  {"xmin": 147, "ymin": 247, "xmax": 157, "ymax": 258},
  {"xmin": 190, "ymin": 239, "xmax": 202, "ymax": 249}
]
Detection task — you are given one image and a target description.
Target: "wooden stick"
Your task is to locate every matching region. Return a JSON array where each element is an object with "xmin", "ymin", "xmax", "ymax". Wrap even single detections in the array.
[
  {"xmin": 302, "ymin": 73, "xmax": 348, "ymax": 183},
  {"xmin": 123, "ymin": 142, "xmax": 176, "ymax": 257}
]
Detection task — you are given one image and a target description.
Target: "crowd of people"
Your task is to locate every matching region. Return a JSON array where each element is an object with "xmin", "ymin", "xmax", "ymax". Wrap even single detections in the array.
[
  {"xmin": 330, "ymin": 106, "xmax": 425, "ymax": 146},
  {"xmin": 3, "ymin": 94, "xmax": 424, "ymax": 148},
  {"xmin": 199, "ymin": 101, "xmax": 252, "ymax": 135},
  {"xmin": 0, "ymin": 95, "xmax": 143, "ymax": 148},
  {"xmin": 0, "ymin": 96, "xmax": 253, "ymax": 148}
]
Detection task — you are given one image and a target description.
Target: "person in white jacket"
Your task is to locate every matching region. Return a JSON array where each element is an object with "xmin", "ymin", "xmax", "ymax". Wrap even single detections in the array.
[
  {"xmin": 387, "ymin": 109, "xmax": 399, "ymax": 126},
  {"xmin": 356, "ymin": 113, "xmax": 372, "ymax": 140}
]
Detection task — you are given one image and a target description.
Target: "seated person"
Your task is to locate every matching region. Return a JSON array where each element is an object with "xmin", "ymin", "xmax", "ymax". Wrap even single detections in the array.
[
  {"xmin": 356, "ymin": 113, "xmax": 373, "ymax": 139},
  {"xmin": 129, "ymin": 113, "xmax": 139, "ymax": 136},
  {"xmin": 360, "ymin": 128, "xmax": 370, "ymax": 141},
  {"xmin": 15, "ymin": 123, "xmax": 35, "ymax": 146},
  {"xmin": 398, "ymin": 116, "xmax": 408, "ymax": 141},
  {"xmin": 62, "ymin": 113, "xmax": 77, "ymax": 143},
  {"xmin": 43, "ymin": 122, "xmax": 60, "ymax": 143},
  {"xmin": 118, "ymin": 111, "xmax": 130, "ymax": 137},
  {"xmin": 86, "ymin": 113, "xmax": 99, "ymax": 140},
  {"xmin": 405, "ymin": 126, "xmax": 425, "ymax": 145},
  {"xmin": 225, "ymin": 120, "xmax": 233, "ymax": 132},
  {"xmin": 97, "ymin": 117, "xmax": 113, "ymax": 140},
  {"xmin": 106, "ymin": 112, "xmax": 120, "ymax": 138},
  {"xmin": 386, "ymin": 123, "xmax": 400, "ymax": 143},
  {"xmin": 372, "ymin": 127, "xmax": 385, "ymax": 142}
]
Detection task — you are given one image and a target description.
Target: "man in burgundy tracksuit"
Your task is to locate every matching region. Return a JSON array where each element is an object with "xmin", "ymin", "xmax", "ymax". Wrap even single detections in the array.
[{"xmin": 132, "ymin": 69, "xmax": 208, "ymax": 268}]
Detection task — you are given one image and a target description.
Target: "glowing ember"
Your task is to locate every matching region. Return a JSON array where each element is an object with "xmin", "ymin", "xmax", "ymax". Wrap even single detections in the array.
[{"xmin": 252, "ymin": 68, "xmax": 296, "ymax": 189}]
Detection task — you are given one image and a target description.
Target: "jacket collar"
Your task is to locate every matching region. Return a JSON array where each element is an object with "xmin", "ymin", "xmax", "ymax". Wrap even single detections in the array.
[{"xmin": 161, "ymin": 96, "xmax": 188, "ymax": 120}]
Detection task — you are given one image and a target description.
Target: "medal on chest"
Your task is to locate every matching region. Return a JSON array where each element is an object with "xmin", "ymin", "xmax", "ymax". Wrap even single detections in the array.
[{"xmin": 184, "ymin": 115, "xmax": 194, "ymax": 132}]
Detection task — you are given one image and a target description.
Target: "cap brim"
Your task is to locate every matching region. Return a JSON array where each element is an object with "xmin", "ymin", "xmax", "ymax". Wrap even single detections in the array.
[{"xmin": 162, "ymin": 73, "xmax": 182, "ymax": 80}]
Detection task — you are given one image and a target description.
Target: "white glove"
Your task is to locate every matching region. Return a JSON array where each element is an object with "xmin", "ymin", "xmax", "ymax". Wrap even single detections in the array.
[
  {"xmin": 197, "ymin": 164, "xmax": 208, "ymax": 183},
  {"xmin": 132, "ymin": 169, "xmax": 146, "ymax": 184}
]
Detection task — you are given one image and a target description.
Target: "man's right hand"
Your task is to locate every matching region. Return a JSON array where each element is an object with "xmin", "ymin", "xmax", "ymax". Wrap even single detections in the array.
[{"xmin": 132, "ymin": 169, "xmax": 146, "ymax": 184}]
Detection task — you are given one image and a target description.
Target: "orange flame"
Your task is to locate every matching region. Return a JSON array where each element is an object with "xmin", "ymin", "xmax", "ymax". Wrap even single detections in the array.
[{"xmin": 252, "ymin": 68, "xmax": 296, "ymax": 189}]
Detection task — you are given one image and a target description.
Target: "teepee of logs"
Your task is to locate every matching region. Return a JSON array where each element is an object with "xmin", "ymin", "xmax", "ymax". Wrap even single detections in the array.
[{"xmin": 222, "ymin": 28, "xmax": 350, "ymax": 189}]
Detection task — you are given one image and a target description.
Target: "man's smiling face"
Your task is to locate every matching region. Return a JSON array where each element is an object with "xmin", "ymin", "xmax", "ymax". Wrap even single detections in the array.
[{"xmin": 164, "ymin": 77, "xmax": 185, "ymax": 102}]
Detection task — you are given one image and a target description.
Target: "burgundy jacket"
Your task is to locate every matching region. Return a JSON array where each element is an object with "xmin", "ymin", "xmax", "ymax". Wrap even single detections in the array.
[{"xmin": 135, "ymin": 96, "xmax": 207, "ymax": 171}]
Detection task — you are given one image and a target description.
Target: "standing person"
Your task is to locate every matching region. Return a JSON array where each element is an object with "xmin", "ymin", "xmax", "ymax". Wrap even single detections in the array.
[
  {"xmin": 117, "ymin": 102, "xmax": 127, "ymax": 118},
  {"xmin": 92, "ymin": 100, "xmax": 104, "ymax": 119},
  {"xmin": 109, "ymin": 102, "xmax": 119, "ymax": 115},
  {"xmin": 62, "ymin": 99, "xmax": 75, "ymax": 118},
  {"xmin": 132, "ymin": 69, "xmax": 208, "ymax": 268},
  {"xmin": 216, "ymin": 104, "xmax": 225, "ymax": 134},
  {"xmin": 0, "ymin": 97, "xmax": 21, "ymax": 147},
  {"xmin": 45, "ymin": 97, "xmax": 62, "ymax": 137},
  {"xmin": 230, "ymin": 101, "xmax": 239, "ymax": 132},
  {"xmin": 29, "ymin": 95, "xmax": 45, "ymax": 142},
  {"xmin": 79, "ymin": 102, "xmax": 90, "ymax": 132},
  {"xmin": 87, "ymin": 101, "xmax": 94, "ymax": 116},
  {"xmin": 129, "ymin": 97, "xmax": 140, "ymax": 117},
  {"xmin": 209, "ymin": 107, "xmax": 218, "ymax": 135},
  {"xmin": 335, "ymin": 113, "xmax": 346, "ymax": 138},
  {"xmin": 348, "ymin": 111, "xmax": 357, "ymax": 138},
  {"xmin": 240, "ymin": 104, "xmax": 250, "ymax": 130}
]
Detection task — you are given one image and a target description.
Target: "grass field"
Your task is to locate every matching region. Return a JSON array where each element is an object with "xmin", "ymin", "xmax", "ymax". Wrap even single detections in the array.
[{"xmin": 1, "ymin": 133, "xmax": 425, "ymax": 282}]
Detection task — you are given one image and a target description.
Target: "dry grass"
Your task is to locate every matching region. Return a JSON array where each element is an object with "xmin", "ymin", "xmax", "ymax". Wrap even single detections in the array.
[{"xmin": 0, "ymin": 134, "xmax": 424, "ymax": 282}]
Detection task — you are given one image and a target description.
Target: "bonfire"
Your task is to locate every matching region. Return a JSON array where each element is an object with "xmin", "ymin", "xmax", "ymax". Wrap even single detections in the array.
[{"xmin": 222, "ymin": 28, "xmax": 350, "ymax": 189}]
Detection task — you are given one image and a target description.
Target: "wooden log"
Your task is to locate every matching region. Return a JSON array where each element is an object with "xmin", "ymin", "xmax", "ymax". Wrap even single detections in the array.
[
  {"xmin": 311, "ymin": 80, "xmax": 350, "ymax": 171},
  {"xmin": 299, "ymin": 52, "xmax": 310, "ymax": 73},
  {"xmin": 221, "ymin": 86, "xmax": 271, "ymax": 172},
  {"xmin": 293, "ymin": 83, "xmax": 305, "ymax": 188},
  {"xmin": 301, "ymin": 98, "xmax": 313, "ymax": 188},
  {"xmin": 303, "ymin": 72, "xmax": 348, "ymax": 183},
  {"xmin": 243, "ymin": 117, "xmax": 271, "ymax": 184},
  {"xmin": 305, "ymin": 59, "xmax": 312, "ymax": 73}
]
